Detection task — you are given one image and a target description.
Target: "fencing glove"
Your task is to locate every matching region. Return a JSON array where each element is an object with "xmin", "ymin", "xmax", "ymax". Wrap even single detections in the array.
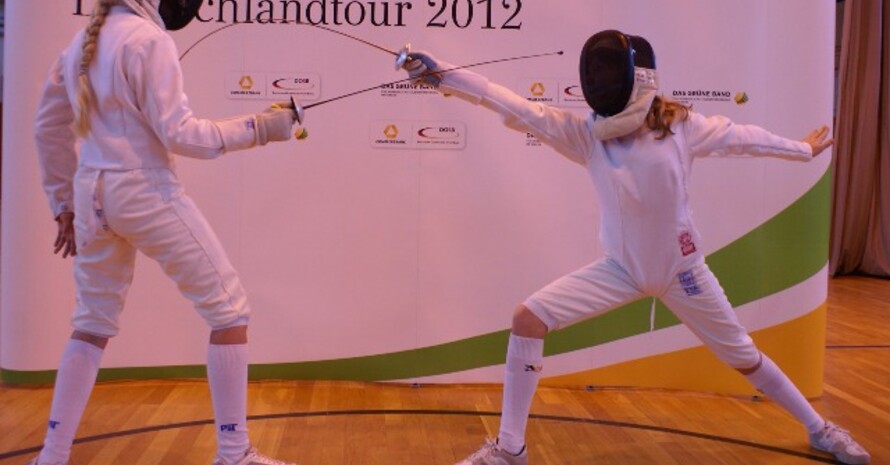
[
  {"xmin": 403, "ymin": 52, "xmax": 443, "ymax": 88},
  {"xmin": 256, "ymin": 105, "xmax": 298, "ymax": 145}
]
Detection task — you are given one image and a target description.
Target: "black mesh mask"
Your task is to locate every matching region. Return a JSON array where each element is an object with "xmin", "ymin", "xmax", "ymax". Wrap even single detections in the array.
[
  {"xmin": 158, "ymin": 0, "xmax": 203, "ymax": 30},
  {"xmin": 579, "ymin": 30, "xmax": 656, "ymax": 116}
]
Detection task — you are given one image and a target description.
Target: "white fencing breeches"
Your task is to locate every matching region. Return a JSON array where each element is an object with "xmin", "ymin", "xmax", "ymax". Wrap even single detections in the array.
[
  {"xmin": 523, "ymin": 256, "xmax": 760, "ymax": 369},
  {"xmin": 71, "ymin": 167, "xmax": 250, "ymax": 337}
]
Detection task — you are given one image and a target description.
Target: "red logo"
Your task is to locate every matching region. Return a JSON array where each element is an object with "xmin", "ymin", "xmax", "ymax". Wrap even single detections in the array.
[{"xmin": 679, "ymin": 231, "xmax": 697, "ymax": 256}]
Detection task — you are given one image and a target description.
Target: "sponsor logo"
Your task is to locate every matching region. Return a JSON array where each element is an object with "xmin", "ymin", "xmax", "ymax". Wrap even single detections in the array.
[
  {"xmin": 49, "ymin": 420, "xmax": 60, "ymax": 430},
  {"xmin": 371, "ymin": 121, "xmax": 466, "ymax": 150},
  {"xmin": 670, "ymin": 89, "xmax": 738, "ymax": 104},
  {"xmin": 269, "ymin": 74, "xmax": 321, "ymax": 100},
  {"xmin": 372, "ymin": 123, "xmax": 408, "ymax": 146},
  {"xmin": 559, "ymin": 81, "xmax": 588, "ymax": 107},
  {"xmin": 520, "ymin": 78, "xmax": 557, "ymax": 103},
  {"xmin": 228, "ymin": 72, "xmax": 264, "ymax": 99},
  {"xmin": 417, "ymin": 126, "xmax": 459, "ymax": 140},
  {"xmin": 220, "ymin": 423, "xmax": 238, "ymax": 432},
  {"xmin": 379, "ymin": 81, "xmax": 439, "ymax": 98},
  {"xmin": 524, "ymin": 364, "xmax": 543, "ymax": 373},
  {"xmin": 564, "ymin": 85, "xmax": 583, "ymax": 98},
  {"xmin": 271, "ymin": 77, "xmax": 312, "ymax": 90},
  {"xmin": 678, "ymin": 270, "xmax": 703, "ymax": 297},
  {"xmin": 384, "ymin": 124, "xmax": 399, "ymax": 139},
  {"xmin": 734, "ymin": 91, "xmax": 750, "ymax": 105},
  {"xmin": 678, "ymin": 231, "xmax": 697, "ymax": 256}
]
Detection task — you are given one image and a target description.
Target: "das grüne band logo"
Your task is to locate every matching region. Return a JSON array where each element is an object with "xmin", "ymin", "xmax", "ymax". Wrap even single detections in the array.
[
  {"xmin": 671, "ymin": 89, "xmax": 750, "ymax": 105},
  {"xmin": 72, "ymin": 0, "xmax": 525, "ymax": 30}
]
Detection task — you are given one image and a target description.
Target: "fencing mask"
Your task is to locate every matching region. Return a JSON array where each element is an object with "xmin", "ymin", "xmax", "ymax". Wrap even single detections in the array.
[
  {"xmin": 158, "ymin": 0, "xmax": 203, "ymax": 30},
  {"xmin": 579, "ymin": 30, "xmax": 659, "ymax": 140}
]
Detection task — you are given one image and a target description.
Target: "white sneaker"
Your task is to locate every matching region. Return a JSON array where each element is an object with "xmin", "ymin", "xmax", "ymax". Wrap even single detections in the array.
[
  {"xmin": 454, "ymin": 438, "xmax": 527, "ymax": 465},
  {"xmin": 211, "ymin": 447, "xmax": 299, "ymax": 465},
  {"xmin": 809, "ymin": 421, "xmax": 871, "ymax": 464}
]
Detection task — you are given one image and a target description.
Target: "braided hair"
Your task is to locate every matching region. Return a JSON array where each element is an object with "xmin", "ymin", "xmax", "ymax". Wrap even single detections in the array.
[{"xmin": 74, "ymin": 0, "xmax": 117, "ymax": 136}]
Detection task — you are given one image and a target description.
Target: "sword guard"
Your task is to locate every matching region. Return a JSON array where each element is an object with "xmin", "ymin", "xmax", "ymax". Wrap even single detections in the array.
[{"xmin": 395, "ymin": 43, "xmax": 411, "ymax": 70}]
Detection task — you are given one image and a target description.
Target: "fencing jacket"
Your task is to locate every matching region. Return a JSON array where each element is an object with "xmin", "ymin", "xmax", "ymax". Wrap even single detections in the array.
[
  {"xmin": 437, "ymin": 68, "xmax": 813, "ymax": 294},
  {"xmin": 35, "ymin": 4, "xmax": 261, "ymax": 219}
]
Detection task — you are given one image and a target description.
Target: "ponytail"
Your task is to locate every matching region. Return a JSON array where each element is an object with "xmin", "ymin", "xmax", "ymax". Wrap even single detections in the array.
[
  {"xmin": 645, "ymin": 95, "xmax": 691, "ymax": 140},
  {"xmin": 75, "ymin": 0, "xmax": 116, "ymax": 137}
]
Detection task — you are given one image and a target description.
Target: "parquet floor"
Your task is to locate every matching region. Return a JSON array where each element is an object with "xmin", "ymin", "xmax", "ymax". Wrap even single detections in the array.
[{"xmin": 1, "ymin": 275, "xmax": 887, "ymax": 465}]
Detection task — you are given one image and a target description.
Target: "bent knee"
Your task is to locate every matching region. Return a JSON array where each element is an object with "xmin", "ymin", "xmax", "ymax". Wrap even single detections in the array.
[
  {"xmin": 512, "ymin": 305, "xmax": 548, "ymax": 338},
  {"xmin": 721, "ymin": 347, "xmax": 762, "ymax": 373}
]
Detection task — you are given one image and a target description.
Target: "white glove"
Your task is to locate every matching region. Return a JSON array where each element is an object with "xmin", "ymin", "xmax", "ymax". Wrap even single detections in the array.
[
  {"xmin": 403, "ymin": 51, "xmax": 443, "ymax": 88},
  {"xmin": 256, "ymin": 105, "xmax": 297, "ymax": 145}
]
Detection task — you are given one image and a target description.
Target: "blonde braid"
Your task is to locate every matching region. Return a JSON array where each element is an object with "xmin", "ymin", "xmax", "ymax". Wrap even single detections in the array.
[{"xmin": 75, "ymin": 0, "xmax": 117, "ymax": 136}]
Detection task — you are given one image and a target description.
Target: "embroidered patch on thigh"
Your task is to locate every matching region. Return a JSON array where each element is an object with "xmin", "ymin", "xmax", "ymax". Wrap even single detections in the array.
[
  {"xmin": 678, "ymin": 270, "xmax": 702, "ymax": 296},
  {"xmin": 678, "ymin": 231, "xmax": 697, "ymax": 256}
]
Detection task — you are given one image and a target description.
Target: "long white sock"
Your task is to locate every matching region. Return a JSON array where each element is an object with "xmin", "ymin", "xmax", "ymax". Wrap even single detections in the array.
[
  {"xmin": 497, "ymin": 334, "xmax": 544, "ymax": 455},
  {"xmin": 744, "ymin": 354, "xmax": 825, "ymax": 434},
  {"xmin": 38, "ymin": 339, "xmax": 104, "ymax": 464},
  {"xmin": 207, "ymin": 343, "xmax": 251, "ymax": 464}
]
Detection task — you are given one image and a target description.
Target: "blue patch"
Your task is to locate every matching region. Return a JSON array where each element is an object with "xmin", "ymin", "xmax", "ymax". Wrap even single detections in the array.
[
  {"xmin": 679, "ymin": 270, "xmax": 702, "ymax": 296},
  {"xmin": 49, "ymin": 420, "xmax": 60, "ymax": 430},
  {"xmin": 220, "ymin": 423, "xmax": 238, "ymax": 432}
]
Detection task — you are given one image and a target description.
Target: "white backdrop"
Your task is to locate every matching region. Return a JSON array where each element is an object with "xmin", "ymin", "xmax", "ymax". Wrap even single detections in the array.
[{"xmin": 1, "ymin": 0, "xmax": 834, "ymax": 386}]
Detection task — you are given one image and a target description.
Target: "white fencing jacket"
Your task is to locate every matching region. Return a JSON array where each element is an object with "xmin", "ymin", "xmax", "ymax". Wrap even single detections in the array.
[
  {"xmin": 35, "ymin": 4, "xmax": 261, "ymax": 218},
  {"xmin": 438, "ymin": 69, "xmax": 813, "ymax": 293}
]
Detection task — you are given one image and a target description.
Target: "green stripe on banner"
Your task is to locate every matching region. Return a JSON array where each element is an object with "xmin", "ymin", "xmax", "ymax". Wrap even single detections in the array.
[{"xmin": 0, "ymin": 171, "xmax": 830, "ymax": 384}]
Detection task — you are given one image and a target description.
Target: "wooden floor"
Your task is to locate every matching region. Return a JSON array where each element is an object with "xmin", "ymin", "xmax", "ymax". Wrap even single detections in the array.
[{"xmin": 1, "ymin": 275, "xmax": 887, "ymax": 465}]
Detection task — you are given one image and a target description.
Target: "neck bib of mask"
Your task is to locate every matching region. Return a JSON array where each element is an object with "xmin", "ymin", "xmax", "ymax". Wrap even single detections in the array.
[{"xmin": 593, "ymin": 67, "xmax": 658, "ymax": 141}]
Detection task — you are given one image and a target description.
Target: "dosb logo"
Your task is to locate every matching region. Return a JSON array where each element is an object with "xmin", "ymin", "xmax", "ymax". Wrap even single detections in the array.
[{"xmin": 220, "ymin": 423, "xmax": 238, "ymax": 432}]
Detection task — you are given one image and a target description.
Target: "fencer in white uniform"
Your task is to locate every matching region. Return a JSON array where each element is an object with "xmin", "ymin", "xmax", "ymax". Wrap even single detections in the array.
[
  {"xmin": 33, "ymin": 1, "xmax": 300, "ymax": 465},
  {"xmin": 402, "ymin": 30, "xmax": 870, "ymax": 465}
]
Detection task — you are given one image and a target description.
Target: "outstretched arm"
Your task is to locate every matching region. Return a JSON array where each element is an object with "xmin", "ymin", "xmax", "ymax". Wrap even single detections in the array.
[
  {"xmin": 685, "ymin": 112, "xmax": 825, "ymax": 161},
  {"xmin": 131, "ymin": 34, "xmax": 297, "ymax": 157},
  {"xmin": 403, "ymin": 51, "xmax": 593, "ymax": 166}
]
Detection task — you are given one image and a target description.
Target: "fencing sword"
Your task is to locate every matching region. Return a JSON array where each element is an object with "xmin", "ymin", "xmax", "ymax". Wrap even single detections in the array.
[
  {"xmin": 178, "ymin": 22, "xmax": 562, "ymax": 135},
  {"xmin": 296, "ymin": 22, "xmax": 411, "ymax": 70},
  {"xmin": 180, "ymin": 20, "xmax": 410, "ymax": 70},
  {"xmin": 283, "ymin": 50, "xmax": 565, "ymax": 127}
]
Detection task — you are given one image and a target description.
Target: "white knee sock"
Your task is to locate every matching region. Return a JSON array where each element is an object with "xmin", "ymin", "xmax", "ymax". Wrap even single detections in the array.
[
  {"xmin": 497, "ymin": 334, "xmax": 544, "ymax": 455},
  {"xmin": 744, "ymin": 354, "xmax": 825, "ymax": 434},
  {"xmin": 207, "ymin": 343, "xmax": 250, "ymax": 464},
  {"xmin": 38, "ymin": 339, "xmax": 104, "ymax": 464}
]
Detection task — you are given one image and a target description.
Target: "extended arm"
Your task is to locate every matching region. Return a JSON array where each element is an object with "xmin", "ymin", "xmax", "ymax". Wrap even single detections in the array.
[
  {"xmin": 404, "ymin": 52, "xmax": 592, "ymax": 166},
  {"xmin": 130, "ymin": 35, "xmax": 296, "ymax": 157},
  {"xmin": 685, "ymin": 112, "xmax": 826, "ymax": 161}
]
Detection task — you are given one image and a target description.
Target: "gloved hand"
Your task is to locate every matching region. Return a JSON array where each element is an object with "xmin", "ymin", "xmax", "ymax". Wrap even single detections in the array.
[
  {"xmin": 256, "ymin": 104, "xmax": 298, "ymax": 145},
  {"xmin": 402, "ymin": 51, "xmax": 443, "ymax": 88}
]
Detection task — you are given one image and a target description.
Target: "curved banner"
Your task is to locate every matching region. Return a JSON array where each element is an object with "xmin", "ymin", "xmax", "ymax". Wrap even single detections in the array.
[{"xmin": 2, "ymin": 0, "xmax": 835, "ymax": 396}]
